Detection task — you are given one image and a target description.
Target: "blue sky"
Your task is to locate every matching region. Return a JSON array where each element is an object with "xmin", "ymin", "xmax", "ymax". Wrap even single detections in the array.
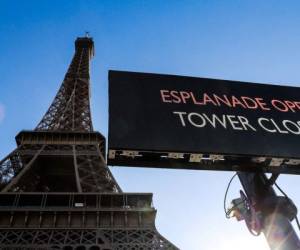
[{"xmin": 1, "ymin": 1, "xmax": 300, "ymax": 249}]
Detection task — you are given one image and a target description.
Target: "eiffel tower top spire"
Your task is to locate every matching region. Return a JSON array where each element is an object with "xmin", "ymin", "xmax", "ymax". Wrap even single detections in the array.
[{"xmin": 36, "ymin": 37, "xmax": 94, "ymax": 132}]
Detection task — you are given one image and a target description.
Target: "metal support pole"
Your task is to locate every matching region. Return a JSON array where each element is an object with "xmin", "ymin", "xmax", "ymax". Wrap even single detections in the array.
[{"xmin": 237, "ymin": 171, "xmax": 300, "ymax": 250}]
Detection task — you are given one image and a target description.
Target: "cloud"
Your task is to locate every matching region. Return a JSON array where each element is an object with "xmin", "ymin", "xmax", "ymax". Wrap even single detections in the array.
[{"xmin": 0, "ymin": 104, "xmax": 5, "ymax": 124}]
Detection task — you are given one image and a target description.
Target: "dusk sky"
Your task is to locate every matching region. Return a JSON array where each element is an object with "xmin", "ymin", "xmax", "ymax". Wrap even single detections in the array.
[{"xmin": 1, "ymin": 1, "xmax": 300, "ymax": 249}]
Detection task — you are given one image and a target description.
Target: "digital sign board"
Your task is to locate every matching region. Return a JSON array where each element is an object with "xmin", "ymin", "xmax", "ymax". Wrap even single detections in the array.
[{"xmin": 108, "ymin": 70, "xmax": 300, "ymax": 173}]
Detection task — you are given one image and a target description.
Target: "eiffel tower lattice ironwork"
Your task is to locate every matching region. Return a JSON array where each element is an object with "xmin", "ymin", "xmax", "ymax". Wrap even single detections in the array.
[{"xmin": 0, "ymin": 37, "xmax": 178, "ymax": 250}]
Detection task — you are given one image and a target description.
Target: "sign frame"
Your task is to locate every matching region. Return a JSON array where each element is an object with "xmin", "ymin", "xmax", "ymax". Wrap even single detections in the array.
[{"xmin": 108, "ymin": 70, "xmax": 300, "ymax": 174}]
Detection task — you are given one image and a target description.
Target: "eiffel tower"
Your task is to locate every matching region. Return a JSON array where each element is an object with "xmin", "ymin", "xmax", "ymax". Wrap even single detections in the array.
[{"xmin": 0, "ymin": 36, "xmax": 178, "ymax": 250}]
